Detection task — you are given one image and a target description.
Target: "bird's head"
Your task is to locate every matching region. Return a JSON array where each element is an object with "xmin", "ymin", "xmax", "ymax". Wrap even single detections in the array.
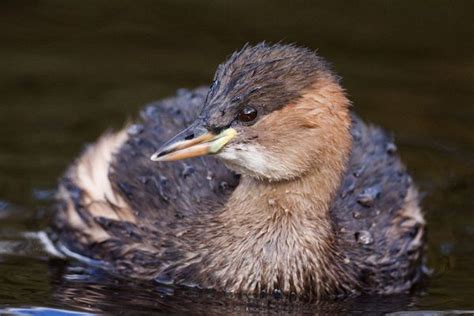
[{"xmin": 152, "ymin": 43, "xmax": 351, "ymax": 181}]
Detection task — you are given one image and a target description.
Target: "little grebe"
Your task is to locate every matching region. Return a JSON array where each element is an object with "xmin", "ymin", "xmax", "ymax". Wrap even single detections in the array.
[{"xmin": 53, "ymin": 43, "xmax": 426, "ymax": 298}]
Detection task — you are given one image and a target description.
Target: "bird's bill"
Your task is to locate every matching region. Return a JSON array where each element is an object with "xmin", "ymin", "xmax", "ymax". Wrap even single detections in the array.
[{"xmin": 150, "ymin": 128, "xmax": 237, "ymax": 162}]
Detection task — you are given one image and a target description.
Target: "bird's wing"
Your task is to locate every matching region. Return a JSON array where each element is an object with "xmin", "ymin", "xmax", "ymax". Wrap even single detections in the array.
[{"xmin": 53, "ymin": 87, "xmax": 239, "ymax": 278}]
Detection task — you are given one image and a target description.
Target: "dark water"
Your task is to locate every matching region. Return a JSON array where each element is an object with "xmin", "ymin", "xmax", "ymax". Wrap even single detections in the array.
[{"xmin": 0, "ymin": 1, "xmax": 473, "ymax": 314}]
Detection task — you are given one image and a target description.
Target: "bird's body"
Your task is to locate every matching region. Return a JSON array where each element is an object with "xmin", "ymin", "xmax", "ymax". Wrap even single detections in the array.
[{"xmin": 53, "ymin": 43, "xmax": 425, "ymax": 299}]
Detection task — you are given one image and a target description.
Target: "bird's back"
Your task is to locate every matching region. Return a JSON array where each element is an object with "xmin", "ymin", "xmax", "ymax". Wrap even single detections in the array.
[{"xmin": 330, "ymin": 117, "xmax": 425, "ymax": 294}]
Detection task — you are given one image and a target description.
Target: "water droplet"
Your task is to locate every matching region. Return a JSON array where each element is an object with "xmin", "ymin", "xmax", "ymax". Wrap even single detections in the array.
[
  {"xmin": 159, "ymin": 175, "xmax": 168, "ymax": 185},
  {"xmin": 357, "ymin": 186, "xmax": 381, "ymax": 207},
  {"xmin": 127, "ymin": 124, "xmax": 144, "ymax": 136},
  {"xmin": 268, "ymin": 199, "xmax": 276, "ymax": 206},
  {"xmin": 174, "ymin": 108, "xmax": 183, "ymax": 117},
  {"xmin": 219, "ymin": 181, "xmax": 229, "ymax": 192},
  {"xmin": 352, "ymin": 211, "xmax": 362, "ymax": 219},
  {"xmin": 355, "ymin": 230, "xmax": 374, "ymax": 245},
  {"xmin": 206, "ymin": 171, "xmax": 213, "ymax": 181},
  {"xmin": 386, "ymin": 142, "xmax": 397, "ymax": 154},
  {"xmin": 353, "ymin": 165, "xmax": 365, "ymax": 178},
  {"xmin": 272, "ymin": 288, "xmax": 283, "ymax": 299},
  {"xmin": 343, "ymin": 257, "xmax": 351, "ymax": 264}
]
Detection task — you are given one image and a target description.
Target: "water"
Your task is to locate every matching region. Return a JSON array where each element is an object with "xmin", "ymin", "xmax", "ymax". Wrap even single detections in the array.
[{"xmin": 0, "ymin": 0, "xmax": 473, "ymax": 314}]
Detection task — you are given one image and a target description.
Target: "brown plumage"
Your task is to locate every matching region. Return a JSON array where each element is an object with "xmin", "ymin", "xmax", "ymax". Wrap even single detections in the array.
[{"xmin": 52, "ymin": 43, "xmax": 426, "ymax": 299}]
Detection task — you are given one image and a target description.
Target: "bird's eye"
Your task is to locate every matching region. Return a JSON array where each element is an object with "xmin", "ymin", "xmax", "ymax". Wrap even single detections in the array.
[{"xmin": 238, "ymin": 106, "xmax": 258, "ymax": 123}]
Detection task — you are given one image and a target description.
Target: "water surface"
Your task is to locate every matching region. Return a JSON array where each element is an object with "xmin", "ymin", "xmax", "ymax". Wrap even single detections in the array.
[{"xmin": 0, "ymin": 1, "xmax": 473, "ymax": 314}]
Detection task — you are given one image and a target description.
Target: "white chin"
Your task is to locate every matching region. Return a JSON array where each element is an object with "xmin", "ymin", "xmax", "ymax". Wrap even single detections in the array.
[{"xmin": 217, "ymin": 144, "xmax": 296, "ymax": 181}]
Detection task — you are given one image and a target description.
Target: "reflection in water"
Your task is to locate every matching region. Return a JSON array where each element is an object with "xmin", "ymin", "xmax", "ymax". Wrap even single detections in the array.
[
  {"xmin": 0, "ymin": 0, "xmax": 473, "ymax": 314},
  {"xmin": 47, "ymin": 261, "xmax": 417, "ymax": 315}
]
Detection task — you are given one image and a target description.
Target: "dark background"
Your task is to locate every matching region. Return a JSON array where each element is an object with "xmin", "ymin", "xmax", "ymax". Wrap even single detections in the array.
[{"xmin": 0, "ymin": 0, "xmax": 473, "ymax": 313}]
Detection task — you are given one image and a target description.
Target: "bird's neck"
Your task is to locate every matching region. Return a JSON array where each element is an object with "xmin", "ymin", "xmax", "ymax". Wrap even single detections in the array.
[
  {"xmin": 226, "ymin": 163, "xmax": 342, "ymax": 231},
  {"xmin": 222, "ymin": 153, "xmax": 345, "ymax": 248}
]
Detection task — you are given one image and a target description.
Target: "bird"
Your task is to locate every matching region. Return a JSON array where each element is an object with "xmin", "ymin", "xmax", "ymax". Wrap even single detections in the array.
[{"xmin": 52, "ymin": 42, "xmax": 426, "ymax": 299}]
